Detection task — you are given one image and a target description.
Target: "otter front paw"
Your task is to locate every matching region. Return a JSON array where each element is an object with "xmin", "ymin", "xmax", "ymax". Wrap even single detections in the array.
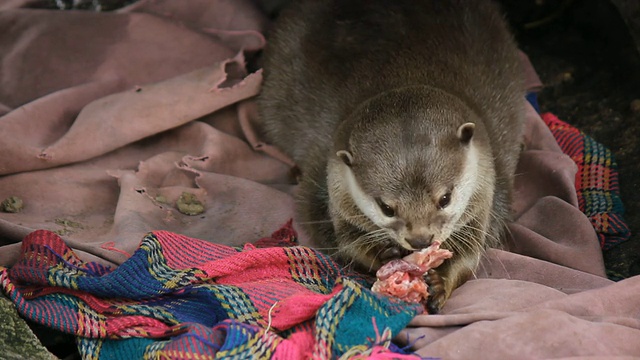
[{"xmin": 425, "ymin": 269, "xmax": 446, "ymax": 314}]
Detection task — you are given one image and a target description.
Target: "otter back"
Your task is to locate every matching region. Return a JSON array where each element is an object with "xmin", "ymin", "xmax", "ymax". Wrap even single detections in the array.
[{"xmin": 258, "ymin": 0, "xmax": 525, "ymax": 312}]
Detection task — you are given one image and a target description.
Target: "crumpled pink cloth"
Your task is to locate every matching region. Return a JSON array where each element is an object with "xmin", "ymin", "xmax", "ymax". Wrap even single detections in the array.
[{"xmin": 0, "ymin": 1, "xmax": 638, "ymax": 359}]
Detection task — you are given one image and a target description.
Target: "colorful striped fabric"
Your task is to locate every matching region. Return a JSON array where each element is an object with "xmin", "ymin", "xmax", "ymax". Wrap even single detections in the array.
[
  {"xmin": 541, "ymin": 112, "xmax": 631, "ymax": 251},
  {"xmin": 0, "ymin": 221, "xmax": 424, "ymax": 359}
]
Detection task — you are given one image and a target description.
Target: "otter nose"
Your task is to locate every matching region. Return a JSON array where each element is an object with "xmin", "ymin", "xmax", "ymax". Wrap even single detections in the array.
[{"xmin": 406, "ymin": 235, "xmax": 434, "ymax": 249}]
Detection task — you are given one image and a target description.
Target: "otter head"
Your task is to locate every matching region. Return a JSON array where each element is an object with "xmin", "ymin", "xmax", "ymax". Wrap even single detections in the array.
[{"xmin": 326, "ymin": 86, "xmax": 494, "ymax": 271}]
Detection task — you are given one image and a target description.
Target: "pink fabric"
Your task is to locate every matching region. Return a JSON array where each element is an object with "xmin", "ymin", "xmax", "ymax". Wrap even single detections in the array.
[{"xmin": 0, "ymin": 1, "xmax": 638, "ymax": 358}]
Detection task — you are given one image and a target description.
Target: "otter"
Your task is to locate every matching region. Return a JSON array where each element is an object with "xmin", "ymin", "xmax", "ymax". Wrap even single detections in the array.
[{"xmin": 258, "ymin": 0, "xmax": 525, "ymax": 312}]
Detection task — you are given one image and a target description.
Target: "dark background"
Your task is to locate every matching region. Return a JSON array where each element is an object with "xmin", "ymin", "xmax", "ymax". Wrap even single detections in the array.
[{"xmin": 500, "ymin": 0, "xmax": 640, "ymax": 279}]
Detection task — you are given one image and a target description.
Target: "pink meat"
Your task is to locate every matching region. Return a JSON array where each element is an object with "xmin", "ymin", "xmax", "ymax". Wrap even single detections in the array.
[
  {"xmin": 371, "ymin": 242, "xmax": 453, "ymax": 305},
  {"xmin": 403, "ymin": 241, "xmax": 454, "ymax": 272}
]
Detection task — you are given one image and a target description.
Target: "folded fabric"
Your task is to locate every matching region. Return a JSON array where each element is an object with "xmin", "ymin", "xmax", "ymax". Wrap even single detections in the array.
[{"xmin": 0, "ymin": 222, "xmax": 423, "ymax": 359}]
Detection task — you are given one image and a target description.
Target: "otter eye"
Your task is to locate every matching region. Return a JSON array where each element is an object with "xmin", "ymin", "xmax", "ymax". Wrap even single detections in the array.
[
  {"xmin": 375, "ymin": 197, "xmax": 395, "ymax": 217},
  {"xmin": 438, "ymin": 192, "xmax": 452, "ymax": 209}
]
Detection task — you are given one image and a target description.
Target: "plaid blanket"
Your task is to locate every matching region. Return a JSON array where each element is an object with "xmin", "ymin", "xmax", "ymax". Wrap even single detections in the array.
[
  {"xmin": 0, "ymin": 221, "xmax": 423, "ymax": 359},
  {"xmin": 541, "ymin": 112, "xmax": 630, "ymax": 252}
]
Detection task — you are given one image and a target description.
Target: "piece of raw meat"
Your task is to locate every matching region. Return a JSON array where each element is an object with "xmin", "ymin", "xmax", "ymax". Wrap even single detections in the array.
[{"xmin": 371, "ymin": 242, "xmax": 453, "ymax": 306}]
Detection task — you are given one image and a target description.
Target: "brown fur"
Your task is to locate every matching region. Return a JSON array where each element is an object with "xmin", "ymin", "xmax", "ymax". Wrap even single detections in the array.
[{"xmin": 258, "ymin": 0, "xmax": 525, "ymax": 312}]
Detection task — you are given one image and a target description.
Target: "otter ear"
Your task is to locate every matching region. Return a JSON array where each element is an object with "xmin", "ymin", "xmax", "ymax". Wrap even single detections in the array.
[
  {"xmin": 336, "ymin": 150, "xmax": 354, "ymax": 167},
  {"xmin": 457, "ymin": 122, "xmax": 475, "ymax": 144}
]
